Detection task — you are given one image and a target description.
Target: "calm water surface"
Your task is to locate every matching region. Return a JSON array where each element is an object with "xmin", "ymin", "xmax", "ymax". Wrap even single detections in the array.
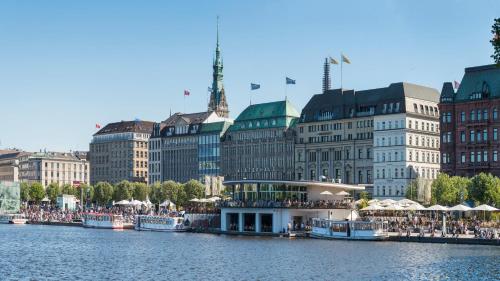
[{"xmin": 0, "ymin": 224, "xmax": 498, "ymax": 281}]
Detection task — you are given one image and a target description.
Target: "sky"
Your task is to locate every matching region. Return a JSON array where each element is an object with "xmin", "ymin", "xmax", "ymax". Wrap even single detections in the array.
[{"xmin": 0, "ymin": 0, "xmax": 498, "ymax": 152}]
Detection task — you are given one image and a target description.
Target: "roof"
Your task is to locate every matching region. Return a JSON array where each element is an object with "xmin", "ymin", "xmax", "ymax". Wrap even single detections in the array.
[
  {"xmin": 200, "ymin": 121, "xmax": 233, "ymax": 133},
  {"xmin": 0, "ymin": 151, "xmax": 29, "ymax": 160},
  {"xmin": 223, "ymin": 179, "xmax": 365, "ymax": 191},
  {"xmin": 27, "ymin": 151, "xmax": 87, "ymax": 162},
  {"xmin": 94, "ymin": 120, "xmax": 154, "ymax": 136},
  {"xmin": 450, "ymin": 64, "xmax": 500, "ymax": 102},
  {"xmin": 235, "ymin": 100, "xmax": 300, "ymax": 122},
  {"xmin": 300, "ymin": 82, "xmax": 439, "ymax": 123},
  {"xmin": 162, "ymin": 112, "xmax": 212, "ymax": 127}
]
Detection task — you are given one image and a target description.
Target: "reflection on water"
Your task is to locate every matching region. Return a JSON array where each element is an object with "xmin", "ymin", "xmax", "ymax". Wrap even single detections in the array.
[{"xmin": 0, "ymin": 225, "xmax": 498, "ymax": 281}]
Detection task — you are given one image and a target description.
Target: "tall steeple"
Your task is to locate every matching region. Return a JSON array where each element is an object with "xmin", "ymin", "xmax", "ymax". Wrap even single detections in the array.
[
  {"xmin": 208, "ymin": 16, "xmax": 229, "ymax": 118},
  {"xmin": 322, "ymin": 57, "xmax": 331, "ymax": 93}
]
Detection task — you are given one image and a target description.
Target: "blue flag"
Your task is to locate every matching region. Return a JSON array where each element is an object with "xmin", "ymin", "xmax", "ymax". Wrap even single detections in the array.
[
  {"xmin": 286, "ymin": 77, "xmax": 296, "ymax": 85},
  {"xmin": 251, "ymin": 83, "xmax": 260, "ymax": 90}
]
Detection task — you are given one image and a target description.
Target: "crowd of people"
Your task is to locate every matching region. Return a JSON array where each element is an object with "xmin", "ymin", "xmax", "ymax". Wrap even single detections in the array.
[{"xmin": 217, "ymin": 199, "xmax": 352, "ymax": 209}]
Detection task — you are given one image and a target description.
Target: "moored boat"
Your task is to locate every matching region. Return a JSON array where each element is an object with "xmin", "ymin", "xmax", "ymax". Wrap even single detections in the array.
[
  {"xmin": 135, "ymin": 215, "xmax": 186, "ymax": 232},
  {"xmin": 82, "ymin": 213, "xmax": 124, "ymax": 229},
  {"xmin": 311, "ymin": 218, "xmax": 388, "ymax": 240},
  {"xmin": 0, "ymin": 214, "xmax": 27, "ymax": 224}
]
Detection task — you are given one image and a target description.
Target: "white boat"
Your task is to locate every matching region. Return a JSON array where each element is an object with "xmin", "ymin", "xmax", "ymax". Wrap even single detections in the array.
[
  {"xmin": 311, "ymin": 218, "xmax": 388, "ymax": 240},
  {"xmin": 135, "ymin": 215, "xmax": 186, "ymax": 232},
  {"xmin": 0, "ymin": 214, "xmax": 27, "ymax": 224},
  {"xmin": 82, "ymin": 213, "xmax": 124, "ymax": 229}
]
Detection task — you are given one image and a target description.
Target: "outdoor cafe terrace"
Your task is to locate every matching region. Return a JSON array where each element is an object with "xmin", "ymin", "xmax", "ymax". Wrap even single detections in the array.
[{"xmin": 217, "ymin": 199, "xmax": 353, "ymax": 209}]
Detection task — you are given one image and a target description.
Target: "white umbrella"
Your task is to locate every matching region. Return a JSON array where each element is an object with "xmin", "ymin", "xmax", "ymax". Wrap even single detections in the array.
[
  {"xmin": 198, "ymin": 198, "xmax": 212, "ymax": 203},
  {"xmin": 159, "ymin": 200, "xmax": 172, "ymax": 207},
  {"xmin": 426, "ymin": 205, "xmax": 448, "ymax": 211},
  {"xmin": 115, "ymin": 200, "xmax": 130, "ymax": 205},
  {"xmin": 368, "ymin": 199, "xmax": 379, "ymax": 205},
  {"xmin": 472, "ymin": 204, "xmax": 499, "ymax": 211},
  {"xmin": 448, "ymin": 204, "xmax": 472, "ymax": 212},
  {"xmin": 398, "ymin": 199, "xmax": 417, "ymax": 205},
  {"xmin": 189, "ymin": 198, "xmax": 200, "ymax": 202},
  {"xmin": 320, "ymin": 191, "xmax": 333, "ymax": 196},
  {"xmin": 41, "ymin": 197, "xmax": 50, "ymax": 202},
  {"xmin": 361, "ymin": 204, "xmax": 385, "ymax": 211},
  {"xmin": 129, "ymin": 199, "xmax": 143, "ymax": 206},
  {"xmin": 354, "ymin": 199, "xmax": 365, "ymax": 205},
  {"xmin": 404, "ymin": 203, "xmax": 426, "ymax": 211},
  {"xmin": 335, "ymin": 191, "xmax": 350, "ymax": 196},
  {"xmin": 380, "ymin": 199, "xmax": 397, "ymax": 205},
  {"xmin": 209, "ymin": 196, "xmax": 221, "ymax": 201},
  {"xmin": 385, "ymin": 204, "xmax": 404, "ymax": 211}
]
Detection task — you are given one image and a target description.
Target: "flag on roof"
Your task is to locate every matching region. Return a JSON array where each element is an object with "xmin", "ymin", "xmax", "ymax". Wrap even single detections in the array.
[
  {"xmin": 95, "ymin": 124, "xmax": 101, "ymax": 129},
  {"xmin": 184, "ymin": 90, "xmax": 190, "ymax": 96},
  {"xmin": 453, "ymin": 80, "xmax": 460, "ymax": 90},
  {"xmin": 341, "ymin": 54, "xmax": 351, "ymax": 64},
  {"xmin": 286, "ymin": 77, "xmax": 296, "ymax": 85},
  {"xmin": 250, "ymin": 83, "xmax": 260, "ymax": 90},
  {"xmin": 329, "ymin": 57, "xmax": 339, "ymax": 64}
]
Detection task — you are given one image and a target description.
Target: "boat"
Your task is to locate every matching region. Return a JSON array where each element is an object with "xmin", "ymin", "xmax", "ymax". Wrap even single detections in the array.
[
  {"xmin": 310, "ymin": 218, "xmax": 388, "ymax": 240},
  {"xmin": 82, "ymin": 213, "xmax": 124, "ymax": 229},
  {"xmin": 0, "ymin": 214, "xmax": 27, "ymax": 224},
  {"xmin": 135, "ymin": 215, "xmax": 186, "ymax": 232}
]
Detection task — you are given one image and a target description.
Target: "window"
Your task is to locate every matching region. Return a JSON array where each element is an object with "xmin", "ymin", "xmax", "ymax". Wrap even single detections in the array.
[
  {"xmin": 321, "ymin": 151, "xmax": 329, "ymax": 161},
  {"xmin": 477, "ymin": 110, "xmax": 482, "ymax": 121},
  {"xmin": 484, "ymin": 109, "xmax": 489, "ymax": 120},
  {"xmin": 309, "ymin": 152, "xmax": 316, "ymax": 162},
  {"xmin": 495, "ymin": 128, "xmax": 498, "ymax": 141},
  {"xmin": 471, "ymin": 110, "xmax": 475, "ymax": 121},
  {"xmin": 471, "ymin": 152, "xmax": 475, "ymax": 163},
  {"xmin": 460, "ymin": 131, "xmax": 465, "ymax": 143},
  {"xmin": 483, "ymin": 129, "xmax": 488, "ymax": 141},
  {"xmin": 470, "ymin": 130, "xmax": 475, "ymax": 142},
  {"xmin": 461, "ymin": 153, "xmax": 465, "ymax": 163},
  {"xmin": 460, "ymin": 111, "xmax": 465, "ymax": 122},
  {"xmin": 358, "ymin": 149, "xmax": 362, "ymax": 159},
  {"xmin": 484, "ymin": 151, "xmax": 488, "ymax": 162},
  {"xmin": 366, "ymin": 148, "xmax": 371, "ymax": 159},
  {"xmin": 494, "ymin": 108, "xmax": 498, "ymax": 120},
  {"xmin": 494, "ymin": 151, "xmax": 498, "ymax": 162}
]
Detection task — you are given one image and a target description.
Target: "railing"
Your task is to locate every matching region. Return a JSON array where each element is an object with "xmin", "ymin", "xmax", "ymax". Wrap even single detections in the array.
[{"xmin": 217, "ymin": 200, "xmax": 352, "ymax": 209}]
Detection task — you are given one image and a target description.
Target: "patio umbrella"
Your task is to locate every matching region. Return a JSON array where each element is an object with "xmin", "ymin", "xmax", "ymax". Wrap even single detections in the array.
[
  {"xmin": 472, "ymin": 204, "xmax": 499, "ymax": 211},
  {"xmin": 380, "ymin": 199, "xmax": 397, "ymax": 205},
  {"xmin": 41, "ymin": 197, "xmax": 50, "ymax": 202},
  {"xmin": 368, "ymin": 199, "xmax": 379, "ymax": 205},
  {"xmin": 189, "ymin": 198, "xmax": 200, "ymax": 202},
  {"xmin": 398, "ymin": 199, "xmax": 417, "ymax": 205},
  {"xmin": 159, "ymin": 200, "xmax": 172, "ymax": 207},
  {"xmin": 129, "ymin": 199, "xmax": 143, "ymax": 206},
  {"xmin": 114, "ymin": 200, "xmax": 130, "ymax": 205},
  {"xmin": 335, "ymin": 191, "xmax": 350, "ymax": 196},
  {"xmin": 208, "ymin": 196, "xmax": 221, "ymax": 201},
  {"xmin": 448, "ymin": 204, "xmax": 472, "ymax": 212},
  {"xmin": 320, "ymin": 191, "xmax": 333, "ymax": 196},
  {"xmin": 404, "ymin": 203, "xmax": 426, "ymax": 211},
  {"xmin": 385, "ymin": 204, "xmax": 404, "ymax": 211},
  {"xmin": 361, "ymin": 204, "xmax": 385, "ymax": 211},
  {"xmin": 426, "ymin": 205, "xmax": 448, "ymax": 211}
]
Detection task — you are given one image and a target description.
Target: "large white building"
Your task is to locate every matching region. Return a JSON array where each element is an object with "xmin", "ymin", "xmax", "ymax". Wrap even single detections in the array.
[{"xmin": 373, "ymin": 89, "xmax": 441, "ymax": 202}]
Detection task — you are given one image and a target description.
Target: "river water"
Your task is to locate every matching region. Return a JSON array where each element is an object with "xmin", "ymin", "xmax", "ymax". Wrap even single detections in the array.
[{"xmin": 0, "ymin": 225, "xmax": 498, "ymax": 281}]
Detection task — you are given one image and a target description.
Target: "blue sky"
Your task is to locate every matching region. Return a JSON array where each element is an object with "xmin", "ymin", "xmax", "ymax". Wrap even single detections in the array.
[{"xmin": 0, "ymin": 0, "xmax": 498, "ymax": 152}]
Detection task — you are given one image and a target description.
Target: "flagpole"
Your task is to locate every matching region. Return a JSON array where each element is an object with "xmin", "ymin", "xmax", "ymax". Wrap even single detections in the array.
[
  {"xmin": 285, "ymin": 76, "xmax": 288, "ymax": 101},
  {"xmin": 183, "ymin": 94, "xmax": 186, "ymax": 113},
  {"xmin": 340, "ymin": 53, "xmax": 343, "ymax": 92}
]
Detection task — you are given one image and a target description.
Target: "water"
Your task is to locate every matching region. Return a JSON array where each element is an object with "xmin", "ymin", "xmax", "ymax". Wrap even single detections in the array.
[{"xmin": 0, "ymin": 225, "xmax": 498, "ymax": 281}]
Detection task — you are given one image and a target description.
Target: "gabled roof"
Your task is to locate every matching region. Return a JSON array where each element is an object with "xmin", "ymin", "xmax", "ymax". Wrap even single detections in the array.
[
  {"xmin": 452, "ymin": 64, "xmax": 500, "ymax": 102},
  {"xmin": 235, "ymin": 100, "xmax": 300, "ymax": 122},
  {"xmin": 162, "ymin": 112, "xmax": 213, "ymax": 127},
  {"xmin": 200, "ymin": 121, "xmax": 233, "ymax": 133},
  {"xmin": 94, "ymin": 120, "xmax": 154, "ymax": 136}
]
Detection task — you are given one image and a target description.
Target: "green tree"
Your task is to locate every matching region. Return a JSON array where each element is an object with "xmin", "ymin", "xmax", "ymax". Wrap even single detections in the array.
[
  {"xmin": 94, "ymin": 182, "xmax": 114, "ymax": 205},
  {"xmin": 491, "ymin": 18, "xmax": 500, "ymax": 65},
  {"xmin": 45, "ymin": 183, "xmax": 61, "ymax": 203},
  {"xmin": 113, "ymin": 180, "xmax": 132, "ymax": 201},
  {"xmin": 149, "ymin": 182, "xmax": 163, "ymax": 204},
  {"xmin": 359, "ymin": 191, "xmax": 370, "ymax": 200},
  {"xmin": 161, "ymin": 181, "xmax": 185, "ymax": 207},
  {"xmin": 405, "ymin": 180, "xmax": 418, "ymax": 201},
  {"xmin": 451, "ymin": 176, "xmax": 470, "ymax": 204},
  {"xmin": 183, "ymin": 179, "xmax": 205, "ymax": 201},
  {"xmin": 61, "ymin": 184, "xmax": 76, "ymax": 196},
  {"xmin": 132, "ymin": 182, "xmax": 150, "ymax": 201},
  {"xmin": 20, "ymin": 182, "xmax": 30, "ymax": 202},
  {"xmin": 77, "ymin": 184, "xmax": 95, "ymax": 204},
  {"xmin": 469, "ymin": 173, "xmax": 500, "ymax": 206},
  {"xmin": 29, "ymin": 182, "xmax": 45, "ymax": 203}
]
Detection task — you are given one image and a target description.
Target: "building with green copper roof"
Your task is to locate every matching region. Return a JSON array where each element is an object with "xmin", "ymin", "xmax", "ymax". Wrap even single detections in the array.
[{"xmin": 221, "ymin": 100, "xmax": 299, "ymax": 181}]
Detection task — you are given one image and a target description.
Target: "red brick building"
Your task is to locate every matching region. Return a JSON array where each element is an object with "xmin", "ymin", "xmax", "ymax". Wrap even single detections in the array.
[{"xmin": 439, "ymin": 64, "xmax": 500, "ymax": 177}]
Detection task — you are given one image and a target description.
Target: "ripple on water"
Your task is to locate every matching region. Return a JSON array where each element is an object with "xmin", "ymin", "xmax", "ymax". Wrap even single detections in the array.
[{"xmin": 0, "ymin": 225, "xmax": 498, "ymax": 281}]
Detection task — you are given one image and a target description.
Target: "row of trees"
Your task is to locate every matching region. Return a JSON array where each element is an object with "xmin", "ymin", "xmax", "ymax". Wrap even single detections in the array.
[
  {"xmin": 20, "ymin": 179, "xmax": 206, "ymax": 208},
  {"xmin": 430, "ymin": 173, "xmax": 500, "ymax": 207}
]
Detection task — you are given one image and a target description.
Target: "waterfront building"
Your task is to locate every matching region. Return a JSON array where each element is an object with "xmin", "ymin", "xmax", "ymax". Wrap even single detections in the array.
[
  {"xmin": 149, "ymin": 112, "xmax": 232, "ymax": 184},
  {"xmin": 295, "ymin": 81, "xmax": 440, "ymax": 200},
  {"xmin": 0, "ymin": 150, "xmax": 30, "ymax": 182},
  {"xmin": 439, "ymin": 64, "xmax": 500, "ymax": 177},
  {"xmin": 90, "ymin": 120, "xmax": 154, "ymax": 185},
  {"xmin": 220, "ymin": 179, "xmax": 363, "ymax": 234},
  {"xmin": 220, "ymin": 100, "xmax": 299, "ymax": 181},
  {"xmin": 19, "ymin": 151, "xmax": 89, "ymax": 187}
]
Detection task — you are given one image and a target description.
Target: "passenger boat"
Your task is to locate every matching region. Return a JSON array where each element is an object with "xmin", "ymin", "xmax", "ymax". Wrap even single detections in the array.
[
  {"xmin": 135, "ymin": 215, "xmax": 186, "ymax": 232},
  {"xmin": 311, "ymin": 218, "xmax": 388, "ymax": 240},
  {"xmin": 82, "ymin": 213, "xmax": 124, "ymax": 229},
  {"xmin": 0, "ymin": 214, "xmax": 27, "ymax": 224}
]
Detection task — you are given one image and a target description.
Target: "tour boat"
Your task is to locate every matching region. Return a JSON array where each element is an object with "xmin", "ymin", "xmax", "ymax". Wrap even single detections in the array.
[
  {"xmin": 82, "ymin": 213, "xmax": 124, "ymax": 229},
  {"xmin": 135, "ymin": 215, "xmax": 186, "ymax": 232},
  {"xmin": 311, "ymin": 218, "xmax": 388, "ymax": 240},
  {"xmin": 0, "ymin": 214, "xmax": 27, "ymax": 224}
]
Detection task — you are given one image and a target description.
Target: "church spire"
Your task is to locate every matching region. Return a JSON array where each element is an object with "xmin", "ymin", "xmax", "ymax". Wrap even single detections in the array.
[{"xmin": 208, "ymin": 16, "xmax": 229, "ymax": 118}]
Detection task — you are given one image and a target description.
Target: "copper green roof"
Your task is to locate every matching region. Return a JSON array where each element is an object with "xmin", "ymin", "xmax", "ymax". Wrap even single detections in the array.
[
  {"xmin": 228, "ymin": 100, "xmax": 299, "ymax": 131},
  {"xmin": 200, "ymin": 121, "xmax": 233, "ymax": 133},
  {"xmin": 448, "ymin": 64, "xmax": 500, "ymax": 102}
]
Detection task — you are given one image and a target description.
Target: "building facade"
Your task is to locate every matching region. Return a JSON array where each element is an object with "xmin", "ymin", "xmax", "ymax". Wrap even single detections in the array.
[
  {"xmin": 90, "ymin": 120, "xmax": 154, "ymax": 185},
  {"xmin": 440, "ymin": 64, "xmax": 500, "ymax": 177},
  {"xmin": 0, "ymin": 150, "xmax": 30, "ymax": 182},
  {"xmin": 296, "ymin": 82, "xmax": 440, "ymax": 200},
  {"xmin": 149, "ymin": 112, "xmax": 231, "ymax": 184},
  {"xmin": 221, "ymin": 100, "xmax": 299, "ymax": 181},
  {"xmin": 18, "ymin": 151, "xmax": 89, "ymax": 187}
]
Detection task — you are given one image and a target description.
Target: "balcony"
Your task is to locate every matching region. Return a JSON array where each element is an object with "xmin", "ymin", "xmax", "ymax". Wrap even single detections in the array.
[{"xmin": 217, "ymin": 199, "xmax": 352, "ymax": 209}]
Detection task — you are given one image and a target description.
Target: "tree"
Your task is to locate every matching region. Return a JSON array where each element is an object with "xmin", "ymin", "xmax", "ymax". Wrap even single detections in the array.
[
  {"xmin": 149, "ymin": 182, "xmax": 163, "ymax": 204},
  {"xmin": 77, "ymin": 184, "xmax": 95, "ymax": 204},
  {"xmin": 405, "ymin": 180, "xmax": 419, "ymax": 201},
  {"xmin": 161, "ymin": 181, "xmax": 185, "ymax": 207},
  {"xmin": 113, "ymin": 180, "xmax": 132, "ymax": 201},
  {"xmin": 20, "ymin": 182, "xmax": 30, "ymax": 202},
  {"xmin": 491, "ymin": 18, "xmax": 500, "ymax": 65},
  {"xmin": 29, "ymin": 182, "xmax": 45, "ymax": 203},
  {"xmin": 359, "ymin": 191, "xmax": 370, "ymax": 200},
  {"xmin": 183, "ymin": 180, "xmax": 205, "ymax": 201},
  {"xmin": 469, "ymin": 173, "xmax": 500, "ymax": 206},
  {"xmin": 60, "ymin": 184, "xmax": 76, "ymax": 196},
  {"xmin": 132, "ymin": 182, "xmax": 150, "ymax": 201},
  {"xmin": 94, "ymin": 182, "xmax": 114, "ymax": 205},
  {"xmin": 45, "ymin": 183, "xmax": 61, "ymax": 204}
]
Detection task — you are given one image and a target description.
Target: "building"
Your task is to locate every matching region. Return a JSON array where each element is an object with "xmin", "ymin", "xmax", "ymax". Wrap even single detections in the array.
[
  {"xmin": 18, "ymin": 151, "xmax": 89, "ymax": 187},
  {"xmin": 221, "ymin": 100, "xmax": 299, "ymax": 181},
  {"xmin": 207, "ymin": 18, "xmax": 229, "ymax": 118},
  {"xmin": 90, "ymin": 120, "xmax": 154, "ymax": 185},
  {"xmin": 440, "ymin": 64, "xmax": 500, "ymax": 177},
  {"xmin": 296, "ymin": 80, "xmax": 440, "ymax": 200},
  {"xmin": 220, "ymin": 179, "xmax": 363, "ymax": 234},
  {"xmin": 0, "ymin": 150, "xmax": 30, "ymax": 182},
  {"xmin": 149, "ymin": 111, "xmax": 231, "ymax": 184}
]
